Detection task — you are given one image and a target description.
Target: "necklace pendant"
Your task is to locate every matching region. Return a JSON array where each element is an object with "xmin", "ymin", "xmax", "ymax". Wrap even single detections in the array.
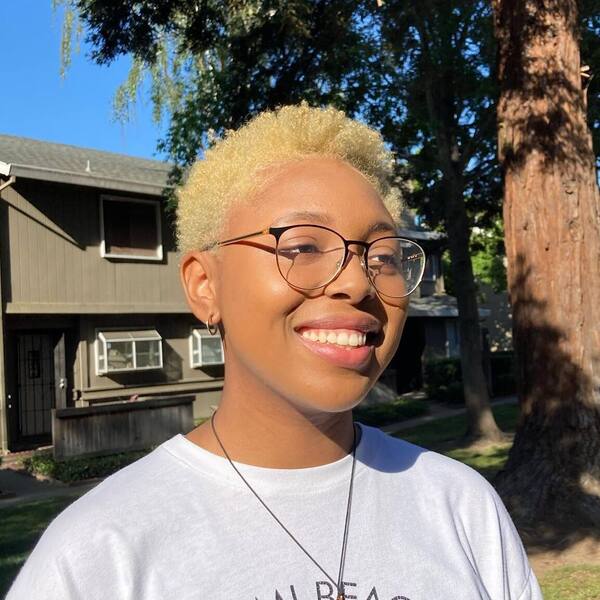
[{"xmin": 337, "ymin": 595, "xmax": 345, "ymax": 600}]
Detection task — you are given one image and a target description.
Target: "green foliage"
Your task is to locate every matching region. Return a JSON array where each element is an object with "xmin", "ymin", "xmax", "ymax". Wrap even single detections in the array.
[
  {"xmin": 23, "ymin": 449, "xmax": 150, "ymax": 483},
  {"xmin": 471, "ymin": 219, "xmax": 507, "ymax": 293},
  {"xmin": 424, "ymin": 357, "xmax": 464, "ymax": 404},
  {"xmin": 353, "ymin": 397, "xmax": 428, "ymax": 427},
  {"xmin": 442, "ymin": 219, "xmax": 508, "ymax": 297}
]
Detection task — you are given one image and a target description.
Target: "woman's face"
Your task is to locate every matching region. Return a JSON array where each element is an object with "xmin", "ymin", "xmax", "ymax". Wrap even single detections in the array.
[{"xmin": 197, "ymin": 157, "xmax": 409, "ymax": 415}]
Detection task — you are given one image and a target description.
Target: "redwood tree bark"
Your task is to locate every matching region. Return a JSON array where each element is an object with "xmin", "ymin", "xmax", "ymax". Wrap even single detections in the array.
[{"xmin": 492, "ymin": 0, "xmax": 600, "ymax": 526}]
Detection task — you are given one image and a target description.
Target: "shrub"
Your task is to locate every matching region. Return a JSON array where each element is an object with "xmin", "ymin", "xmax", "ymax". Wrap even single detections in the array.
[
  {"xmin": 424, "ymin": 357, "xmax": 464, "ymax": 404},
  {"xmin": 23, "ymin": 449, "xmax": 151, "ymax": 483}
]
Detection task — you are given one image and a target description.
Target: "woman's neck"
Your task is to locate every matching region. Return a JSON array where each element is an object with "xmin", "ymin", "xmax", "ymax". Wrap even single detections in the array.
[{"xmin": 185, "ymin": 375, "xmax": 357, "ymax": 469}]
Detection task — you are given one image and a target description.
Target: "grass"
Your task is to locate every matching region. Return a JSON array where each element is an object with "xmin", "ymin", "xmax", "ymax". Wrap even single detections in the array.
[
  {"xmin": 0, "ymin": 496, "xmax": 76, "ymax": 596},
  {"xmin": 353, "ymin": 396, "xmax": 428, "ymax": 427},
  {"xmin": 394, "ymin": 403, "xmax": 518, "ymax": 481},
  {"xmin": 540, "ymin": 565, "xmax": 600, "ymax": 600},
  {"xmin": 397, "ymin": 402, "xmax": 518, "ymax": 449}
]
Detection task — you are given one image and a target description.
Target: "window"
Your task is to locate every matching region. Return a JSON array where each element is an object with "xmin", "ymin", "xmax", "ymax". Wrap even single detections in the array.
[
  {"xmin": 96, "ymin": 330, "xmax": 163, "ymax": 374},
  {"xmin": 190, "ymin": 329, "xmax": 224, "ymax": 367},
  {"xmin": 445, "ymin": 320, "xmax": 460, "ymax": 358},
  {"xmin": 423, "ymin": 254, "xmax": 440, "ymax": 281},
  {"xmin": 100, "ymin": 196, "xmax": 163, "ymax": 260}
]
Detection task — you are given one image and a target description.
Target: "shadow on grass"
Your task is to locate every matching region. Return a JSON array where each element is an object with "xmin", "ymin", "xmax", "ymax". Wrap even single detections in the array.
[{"xmin": 0, "ymin": 496, "xmax": 76, "ymax": 596}]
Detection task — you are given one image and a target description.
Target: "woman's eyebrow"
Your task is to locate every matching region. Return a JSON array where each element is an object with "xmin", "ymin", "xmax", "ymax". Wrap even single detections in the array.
[{"xmin": 368, "ymin": 222, "xmax": 397, "ymax": 235}]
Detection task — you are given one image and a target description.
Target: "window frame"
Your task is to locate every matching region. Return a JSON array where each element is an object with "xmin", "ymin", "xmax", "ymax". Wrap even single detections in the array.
[
  {"xmin": 99, "ymin": 194, "xmax": 164, "ymax": 261},
  {"xmin": 189, "ymin": 328, "xmax": 224, "ymax": 368},
  {"xmin": 95, "ymin": 328, "xmax": 164, "ymax": 375}
]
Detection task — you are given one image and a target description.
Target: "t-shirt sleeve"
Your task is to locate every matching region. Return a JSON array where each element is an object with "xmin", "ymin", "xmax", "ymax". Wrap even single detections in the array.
[
  {"xmin": 471, "ymin": 481, "xmax": 544, "ymax": 600},
  {"xmin": 517, "ymin": 569, "xmax": 544, "ymax": 600},
  {"xmin": 6, "ymin": 500, "xmax": 137, "ymax": 600},
  {"xmin": 6, "ymin": 521, "xmax": 79, "ymax": 599}
]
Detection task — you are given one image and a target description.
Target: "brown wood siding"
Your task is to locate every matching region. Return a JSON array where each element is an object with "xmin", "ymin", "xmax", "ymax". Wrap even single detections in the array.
[
  {"xmin": 2, "ymin": 179, "xmax": 187, "ymax": 312},
  {"xmin": 79, "ymin": 314, "xmax": 222, "ymax": 400}
]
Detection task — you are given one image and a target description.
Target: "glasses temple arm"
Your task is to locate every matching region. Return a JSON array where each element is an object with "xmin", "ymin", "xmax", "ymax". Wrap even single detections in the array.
[{"xmin": 217, "ymin": 228, "xmax": 270, "ymax": 247}]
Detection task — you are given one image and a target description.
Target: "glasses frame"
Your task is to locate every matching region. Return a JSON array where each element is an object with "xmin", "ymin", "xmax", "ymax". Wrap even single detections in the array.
[{"xmin": 216, "ymin": 223, "xmax": 426, "ymax": 298}]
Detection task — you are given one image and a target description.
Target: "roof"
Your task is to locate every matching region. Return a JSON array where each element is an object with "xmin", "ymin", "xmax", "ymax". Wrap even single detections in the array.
[
  {"xmin": 408, "ymin": 294, "xmax": 490, "ymax": 319},
  {"xmin": 0, "ymin": 134, "xmax": 171, "ymax": 196},
  {"xmin": 0, "ymin": 134, "xmax": 442, "ymax": 242}
]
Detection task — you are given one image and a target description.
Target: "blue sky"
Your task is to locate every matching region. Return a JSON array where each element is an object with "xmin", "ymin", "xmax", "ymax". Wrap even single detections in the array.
[{"xmin": 1, "ymin": 1, "xmax": 165, "ymax": 160}]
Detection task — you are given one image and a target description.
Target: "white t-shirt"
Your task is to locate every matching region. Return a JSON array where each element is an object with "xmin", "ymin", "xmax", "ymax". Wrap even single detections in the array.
[{"xmin": 7, "ymin": 425, "xmax": 542, "ymax": 600}]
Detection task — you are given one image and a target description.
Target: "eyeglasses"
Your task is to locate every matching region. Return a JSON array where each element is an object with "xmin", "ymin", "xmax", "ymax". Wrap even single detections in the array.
[{"xmin": 216, "ymin": 224, "xmax": 426, "ymax": 299}]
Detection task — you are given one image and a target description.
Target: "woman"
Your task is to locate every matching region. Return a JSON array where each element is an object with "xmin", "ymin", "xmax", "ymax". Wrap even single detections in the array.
[{"xmin": 8, "ymin": 104, "xmax": 541, "ymax": 599}]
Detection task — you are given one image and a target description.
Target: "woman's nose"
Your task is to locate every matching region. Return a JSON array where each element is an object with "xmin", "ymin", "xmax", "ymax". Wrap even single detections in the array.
[{"xmin": 327, "ymin": 245, "xmax": 375, "ymax": 300}]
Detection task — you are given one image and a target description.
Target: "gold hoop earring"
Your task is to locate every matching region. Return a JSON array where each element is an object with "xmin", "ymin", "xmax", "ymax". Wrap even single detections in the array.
[{"xmin": 207, "ymin": 315, "xmax": 219, "ymax": 336}]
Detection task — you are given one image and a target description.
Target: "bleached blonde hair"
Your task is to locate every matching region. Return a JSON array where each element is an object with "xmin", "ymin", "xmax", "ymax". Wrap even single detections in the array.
[{"xmin": 176, "ymin": 103, "xmax": 402, "ymax": 253}]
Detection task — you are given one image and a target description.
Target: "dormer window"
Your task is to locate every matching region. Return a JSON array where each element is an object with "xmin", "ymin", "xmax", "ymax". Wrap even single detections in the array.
[{"xmin": 100, "ymin": 195, "xmax": 163, "ymax": 260}]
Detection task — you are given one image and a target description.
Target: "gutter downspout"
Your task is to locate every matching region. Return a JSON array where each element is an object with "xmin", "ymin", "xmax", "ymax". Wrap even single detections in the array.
[{"xmin": 0, "ymin": 174, "xmax": 15, "ymax": 453}]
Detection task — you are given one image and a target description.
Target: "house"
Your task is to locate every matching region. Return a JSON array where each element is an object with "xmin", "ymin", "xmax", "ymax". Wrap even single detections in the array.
[
  {"xmin": 0, "ymin": 135, "xmax": 224, "ymax": 453},
  {"xmin": 0, "ymin": 134, "xmax": 464, "ymax": 454}
]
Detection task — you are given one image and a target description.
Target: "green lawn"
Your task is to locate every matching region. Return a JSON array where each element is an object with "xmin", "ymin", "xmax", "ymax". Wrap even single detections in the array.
[
  {"xmin": 540, "ymin": 565, "xmax": 600, "ymax": 600},
  {"xmin": 397, "ymin": 402, "xmax": 518, "ymax": 449},
  {"xmin": 394, "ymin": 403, "xmax": 518, "ymax": 481},
  {"xmin": 353, "ymin": 396, "xmax": 428, "ymax": 427},
  {"xmin": 1, "ymin": 403, "xmax": 596, "ymax": 599},
  {"xmin": 0, "ymin": 496, "xmax": 76, "ymax": 596}
]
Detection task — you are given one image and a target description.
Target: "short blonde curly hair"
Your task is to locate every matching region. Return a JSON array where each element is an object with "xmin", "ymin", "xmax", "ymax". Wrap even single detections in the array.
[{"xmin": 176, "ymin": 103, "xmax": 402, "ymax": 253}]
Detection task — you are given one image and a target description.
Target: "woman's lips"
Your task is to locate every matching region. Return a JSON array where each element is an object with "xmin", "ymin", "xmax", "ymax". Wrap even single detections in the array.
[{"xmin": 296, "ymin": 331, "xmax": 374, "ymax": 369}]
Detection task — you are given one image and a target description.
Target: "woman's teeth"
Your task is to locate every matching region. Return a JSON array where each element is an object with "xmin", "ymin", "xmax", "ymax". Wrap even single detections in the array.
[{"xmin": 301, "ymin": 329, "xmax": 367, "ymax": 347}]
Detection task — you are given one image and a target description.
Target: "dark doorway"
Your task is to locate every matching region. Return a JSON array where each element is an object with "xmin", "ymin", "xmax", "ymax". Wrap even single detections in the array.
[
  {"xmin": 391, "ymin": 318, "xmax": 427, "ymax": 393},
  {"xmin": 14, "ymin": 331, "xmax": 67, "ymax": 447}
]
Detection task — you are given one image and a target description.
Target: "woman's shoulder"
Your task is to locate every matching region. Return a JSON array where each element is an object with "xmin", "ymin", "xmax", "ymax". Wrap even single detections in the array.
[
  {"xmin": 43, "ymin": 435, "xmax": 189, "ymax": 538},
  {"xmin": 359, "ymin": 424, "xmax": 499, "ymax": 500}
]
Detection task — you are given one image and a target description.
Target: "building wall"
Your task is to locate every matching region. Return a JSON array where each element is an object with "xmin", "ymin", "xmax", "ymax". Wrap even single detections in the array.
[
  {"xmin": 1, "ymin": 178, "xmax": 187, "ymax": 314},
  {"xmin": 478, "ymin": 282, "xmax": 513, "ymax": 352},
  {"xmin": 0, "ymin": 178, "xmax": 224, "ymax": 441},
  {"xmin": 77, "ymin": 314, "xmax": 223, "ymax": 419}
]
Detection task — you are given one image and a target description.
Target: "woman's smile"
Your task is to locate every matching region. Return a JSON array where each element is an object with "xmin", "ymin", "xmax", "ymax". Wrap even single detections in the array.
[
  {"xmin": 293, "ymin": 313, "xmax": 381, "ymax": 369},
  {"xmin": 295, "ymin": 328, "xmax": 375, "ymax": 369}
]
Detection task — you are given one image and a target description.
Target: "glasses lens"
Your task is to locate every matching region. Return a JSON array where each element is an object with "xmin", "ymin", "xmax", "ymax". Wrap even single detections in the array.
[
  {"xmin": 367, "ymin": 238, "xmax": 425, "ymax": 298},
  {"xmin": 276, "ymin": 226, "xmax": 345, "ymax": 289}
]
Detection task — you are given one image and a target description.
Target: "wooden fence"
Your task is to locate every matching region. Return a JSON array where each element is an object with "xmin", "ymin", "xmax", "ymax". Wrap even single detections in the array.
[{"xmin": 52, "ymin": 395, "xmax": 194, "ymax": 460}]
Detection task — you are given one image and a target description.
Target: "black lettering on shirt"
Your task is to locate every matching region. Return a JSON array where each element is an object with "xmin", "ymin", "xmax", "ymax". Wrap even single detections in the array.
[
  {"xmin": 274, "ymin": 587, "xmax": 299, "ymax": 600},
  {"xmin": 316, "ymin": 581, "xmax": 335, "ymax": 600},
  {"xmin": 365, "ymin": 587, "xmax": 380, "ymax": 600},
  {"xmin": 341, "ymin": 581, "xmax": 357, "ymax": 600}
]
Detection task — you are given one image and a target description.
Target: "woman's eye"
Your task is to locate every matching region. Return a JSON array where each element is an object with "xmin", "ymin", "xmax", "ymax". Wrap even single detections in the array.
[
  {"xmin": 279, "ymin": 243, "xmax": 320, "ymax": 255},
  {"xmin": 370, "ymin": 253, "xmax": 398, "ymax": 266}
]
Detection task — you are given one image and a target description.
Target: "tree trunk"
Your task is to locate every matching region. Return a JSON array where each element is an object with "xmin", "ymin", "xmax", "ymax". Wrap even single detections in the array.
[
  {"xmin": 492, "ymin": 0, "xmax": 600, "ymax": 527},
  {"xmin": 443, "ymin": 170, "xmax": 504, "ymax": 442},
  {"xmin": 413, "ymin": 10, "xmax": 504, "ymax": 443}
]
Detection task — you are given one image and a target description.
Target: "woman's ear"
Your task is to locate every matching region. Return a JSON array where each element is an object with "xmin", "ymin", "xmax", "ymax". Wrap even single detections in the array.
[{"xmin": 180, "ymin": 251, "xmax": 221, "ymax": 324}]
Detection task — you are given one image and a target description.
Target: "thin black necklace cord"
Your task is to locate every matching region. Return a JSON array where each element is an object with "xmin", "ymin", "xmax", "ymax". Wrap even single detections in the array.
[{"xmin": 210, "ymin": 413, "xmax": 357, "ymax": 598}]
